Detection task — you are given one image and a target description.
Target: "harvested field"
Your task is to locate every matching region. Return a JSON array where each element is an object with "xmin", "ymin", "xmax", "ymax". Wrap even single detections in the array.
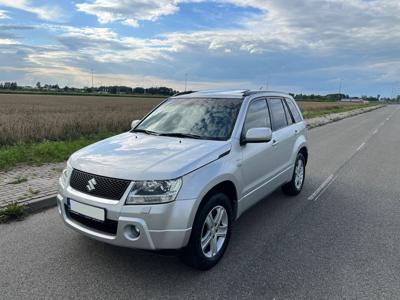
[{"xmin": 0, "ymin": 93, "xmax": 371, "ymax": 146}]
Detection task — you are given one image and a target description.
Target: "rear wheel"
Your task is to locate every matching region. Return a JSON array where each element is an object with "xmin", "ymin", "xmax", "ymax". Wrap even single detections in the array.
[
  {"xmin": 180, "ymin": 192, "xmax": 232, "ymax": 270},
  {"xmin": 282, "ymin": 153, "xmax": 305, "ymax": 196}
]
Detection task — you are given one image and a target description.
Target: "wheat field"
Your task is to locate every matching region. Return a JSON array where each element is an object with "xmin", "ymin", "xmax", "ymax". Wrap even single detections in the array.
[
  {"xmin": 0, "ymin": 94, "xmax": 367, "ymax": 146},
  {"xmin": 0, "ymin": 94, "xmax": 163, "ymax": 146}
]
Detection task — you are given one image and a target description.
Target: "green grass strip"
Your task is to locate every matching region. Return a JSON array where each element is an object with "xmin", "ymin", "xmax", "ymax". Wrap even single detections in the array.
[
  {"xmin": 0, "ymin": 132, "xmax": 114, "ymax": 171},
  {"xmin": 301, "ymin": 104, "xmax": 377, "ymax": 119}
]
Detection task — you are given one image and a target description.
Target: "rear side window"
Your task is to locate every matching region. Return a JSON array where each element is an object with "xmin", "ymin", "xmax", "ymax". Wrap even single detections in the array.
[
  {"xmin": 283, "ymin": 102, "xmax": 294, "ymax": 125},
  {"xmin": 285, "ymin": 98, "xmax": 302, "ymax": 123},
  {"xmin": 268, "ymin": 98, "xmax": 288, "ymax": 131},
  {"xmin": 243, "ymin": 99, "xmax": 271, "ymax": 134}
]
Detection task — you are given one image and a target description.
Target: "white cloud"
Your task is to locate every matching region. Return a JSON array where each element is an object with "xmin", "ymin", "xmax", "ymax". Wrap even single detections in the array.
[
  {"xmin": 0, "ymin": 9, "xmax": 10, "ymax": 19},
  {"xmin": 122, "ymin": 18, "xmax": 139, "ymax": 28},
  {"xmin": 0, "ymin": 0, "xmax": 63, "ymax": 21},
  {"xmin": 76, "ymin": 0, "xmax": 181, "ymax": 26},
  {"xmin": 0, "ymin": 38, "xmax": 19, "ymax": 45}
]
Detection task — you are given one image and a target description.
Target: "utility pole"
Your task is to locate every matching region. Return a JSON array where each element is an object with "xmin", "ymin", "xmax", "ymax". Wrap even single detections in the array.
[
  {"xmin": 391, "ymin": 83, "xmax": 395, "ymax": 100},
  {"xmin": 91, "ymin": 69, "xmax": 94, "ymax": 89},
  {"xmin": 184, "ymin": 73, "xmax": 188, "ymax": 92},
  {"xmin": 338, "ymin": 78, "xmax": 342, "ymax": 100}
]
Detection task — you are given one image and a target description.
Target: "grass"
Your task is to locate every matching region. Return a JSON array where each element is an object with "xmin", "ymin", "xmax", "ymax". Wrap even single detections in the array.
[
  {"xmin": 0, "ymin": 132, "xmax": 114, "ymax": 170},
  {"xmin": 301, "ymin": 103, "xmax": 377, "ymax": 119},
  {"xmin": 8, "ymin": 176, "xmax": 28, "ymax": 185},
  {"xmin": 0, "ymin": 202, "xmax": 26, "ymax": 223}
]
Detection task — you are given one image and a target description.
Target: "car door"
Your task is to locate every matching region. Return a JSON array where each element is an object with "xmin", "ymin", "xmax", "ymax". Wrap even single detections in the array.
[
  {"xmin": 267, "ymin": 97, "xmax": 294, "ymax": 178},
  {"xmin": 240, "ymin": 98, "xmax": 277, "ymax": 211}
]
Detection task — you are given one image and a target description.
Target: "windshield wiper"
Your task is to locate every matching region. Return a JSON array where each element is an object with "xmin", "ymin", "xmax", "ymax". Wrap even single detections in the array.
[
  {"xmin": 159, "ymin": 132, "xmax": 203, "ymax": 139},
  {"xmin": 131, "ymin": 129, "xmax": 160, "ymax": 136}
]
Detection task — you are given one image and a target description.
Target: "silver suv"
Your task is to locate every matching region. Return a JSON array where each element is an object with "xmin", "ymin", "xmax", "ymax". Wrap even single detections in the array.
[{"xmin": 58, "ymin": 90, "xmax": 308, "ymax": 269}]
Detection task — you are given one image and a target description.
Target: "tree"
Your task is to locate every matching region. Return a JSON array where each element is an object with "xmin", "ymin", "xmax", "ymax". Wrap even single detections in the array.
[{"xmin": 36, "ymin": 82, "xmax": 41, "ymax": 89}]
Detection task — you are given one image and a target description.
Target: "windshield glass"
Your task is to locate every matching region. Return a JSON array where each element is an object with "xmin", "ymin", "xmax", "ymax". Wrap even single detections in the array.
[{"xmin": 134, "ymin": 97, "xmax": 242, "ymax": 140}]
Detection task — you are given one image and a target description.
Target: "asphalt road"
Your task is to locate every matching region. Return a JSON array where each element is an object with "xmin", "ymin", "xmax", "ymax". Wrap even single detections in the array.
[{"xmin": 1, "ymin": 105, "xmax": 400, "ymax": 299}]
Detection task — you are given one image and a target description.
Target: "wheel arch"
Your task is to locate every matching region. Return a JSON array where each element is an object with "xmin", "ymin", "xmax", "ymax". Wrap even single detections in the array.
[{"xmin": 298, "ymin": 146, "xmax": 308, "ymax": 165}]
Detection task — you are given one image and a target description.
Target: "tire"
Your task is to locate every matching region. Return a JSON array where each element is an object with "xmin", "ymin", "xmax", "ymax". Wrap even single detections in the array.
[
  {"xmin": 282, "ymin": 152, "xmax": 306, "ymax": 196},
  {"xmin": 180, "ymin": 192, "xmax": 233, "ymax": 270}
]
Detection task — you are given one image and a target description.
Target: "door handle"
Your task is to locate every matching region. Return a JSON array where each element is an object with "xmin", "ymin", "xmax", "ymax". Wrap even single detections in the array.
[{"xmin": 272, "ymin": 139, "xmax": 279, "ymax": 146}]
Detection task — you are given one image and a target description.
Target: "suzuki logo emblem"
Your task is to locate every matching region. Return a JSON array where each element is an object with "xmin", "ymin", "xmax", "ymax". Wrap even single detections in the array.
[{"xmin": 86, "ymin": 178, "xmax": 97, "ymax": 192}]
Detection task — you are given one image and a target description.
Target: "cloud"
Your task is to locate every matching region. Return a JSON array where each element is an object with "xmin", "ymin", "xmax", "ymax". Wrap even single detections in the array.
[
  {"xmin": 0, "ymin": 38, "xmax": 19, "ymax": 45},
  {"xmin": 0, "ymin": 0, "xmax": 64, "ymax": 21},
  {"xmin": 0, "ymin": 9, "xmax": 10, "ymax": 19},
  {"xmin": 76, "ymin": 0, "xmax": 181, "ymax": 26},
  {"xmin": 1, "ymin": 0, "xmax": 400, "ymax": 96}
]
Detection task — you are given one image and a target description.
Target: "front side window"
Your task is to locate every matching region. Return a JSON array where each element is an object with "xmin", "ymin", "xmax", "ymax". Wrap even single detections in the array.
[
  {"xmin": 268, "ymin": 98, "xmax": 288, "ymax": 131},
  {"xmin": 243, "ymin": 99, "xmax": 271, "ymax": 134},
  {"xmin": 134, "ymin": 97, "xmax": 242, "ymax": 140}
]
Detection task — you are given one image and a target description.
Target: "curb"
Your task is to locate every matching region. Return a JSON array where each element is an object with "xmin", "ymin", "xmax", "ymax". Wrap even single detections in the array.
[
  {"xmin": 9, "ymin": 104, "xmax": 387, "ymax": 217},
  {"xmin": 306, "ymin": 105, "xmax": 385, "ymax": 129},
  {"xmin": 26, "ymin": 194, "xmax": 57, "ymax": 214}
]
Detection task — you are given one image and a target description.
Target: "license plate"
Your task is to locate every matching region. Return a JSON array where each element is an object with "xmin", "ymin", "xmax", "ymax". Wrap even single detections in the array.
[{"xmin": 68, "ymin": 199, "xmax": 105, "ymax": 222}]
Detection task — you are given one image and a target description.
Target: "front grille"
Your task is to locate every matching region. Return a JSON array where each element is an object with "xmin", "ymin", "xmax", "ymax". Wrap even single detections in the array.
[
  {"xmin": 69, "ymin": 169, "xmax": 130, "ymax": 200},
  {"xmin": 65, "ymin": 205, "xmax": 118, "ymax": 235}
]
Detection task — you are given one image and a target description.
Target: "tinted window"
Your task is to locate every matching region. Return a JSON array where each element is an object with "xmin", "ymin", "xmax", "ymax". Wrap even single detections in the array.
[
  {"xmin": 285, "ymin": 98, "xmax": 302, "ymax": 123},
  {"xmin": 283, "ymin": 101, "xmax": 294, "ymax": 125},
  {"xmin": 136, "ymin": 97, "xmax": 242, "ymax": 140},
  {"xmin": 243, "ymin": 99, "xmax": 271, "ymax": 133},
  {"xmin": 268, "ymin": 98, "xmax": 288, "ymax": 131}
]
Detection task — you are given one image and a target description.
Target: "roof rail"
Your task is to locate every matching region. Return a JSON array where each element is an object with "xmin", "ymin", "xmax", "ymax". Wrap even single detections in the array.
[
  {"xmin": 173, "ymin": 91, "xmax": 196, "ymax": 97},
  {"xmin": 243, "ymin": 90, "xmax": 290, "ymax": 97}
]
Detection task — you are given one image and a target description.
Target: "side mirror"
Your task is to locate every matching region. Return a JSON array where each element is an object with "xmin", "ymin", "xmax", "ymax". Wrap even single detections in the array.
[
  {"xmin": 242, "ymin": 127, "xmax": 272, "ymax": 144},
  {"xmin": 131, "ymin": 120, "xmax": 140, "ymax": 129}
]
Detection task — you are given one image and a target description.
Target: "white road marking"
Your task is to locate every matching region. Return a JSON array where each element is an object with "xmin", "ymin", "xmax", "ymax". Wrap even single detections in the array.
[
  {"xmin": 308, "ymin": 109, "xmax": 396, "ymax": 202},
  {"xmin": 356, "ymin": 142, "xmax": 366, "ymax": 152},
  {"xmin": 308, "ymin": 174, "xmax": 334, "ymax": 201}
]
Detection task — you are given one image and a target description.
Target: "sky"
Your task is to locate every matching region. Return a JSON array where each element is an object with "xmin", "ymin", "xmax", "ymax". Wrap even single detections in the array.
[{"xmin": 0, "ymin": 0, "xmax": 399, "ymax": 97}]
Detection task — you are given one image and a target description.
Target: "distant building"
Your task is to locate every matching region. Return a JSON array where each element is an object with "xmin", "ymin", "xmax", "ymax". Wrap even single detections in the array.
[{"xmin": 340, "ymin": 97, "xmax": 367, "ymax": 103}]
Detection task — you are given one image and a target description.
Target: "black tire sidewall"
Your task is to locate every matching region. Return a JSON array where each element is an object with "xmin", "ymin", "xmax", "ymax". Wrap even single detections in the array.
[
  {"xmin": 185, "ymin": 193, "xmax": 233, "ymax": 270},
  {"xmin": 293, "ymin": 153, "xmax": 305, "ymax": 192}
]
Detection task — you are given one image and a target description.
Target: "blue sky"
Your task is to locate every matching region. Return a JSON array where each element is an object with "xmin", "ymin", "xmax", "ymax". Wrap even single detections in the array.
[{"xmin": 0, "ymin": 0, "xmax": 399, "ymax": 97}]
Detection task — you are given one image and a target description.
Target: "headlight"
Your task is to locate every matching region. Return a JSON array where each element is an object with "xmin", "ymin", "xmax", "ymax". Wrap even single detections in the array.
[
  {"xmin": 61, "ymin": 161, "xmax": 73, "ymax": 187},
  {"xmin": 125, "ymin": 178, "xmax": 182, "ymax": 205}
]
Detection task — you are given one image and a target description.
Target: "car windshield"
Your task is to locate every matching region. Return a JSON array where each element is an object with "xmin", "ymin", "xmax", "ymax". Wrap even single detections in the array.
[{"xmin": 134, "ymin": 97, "xmax": 243, "ymax": 140}]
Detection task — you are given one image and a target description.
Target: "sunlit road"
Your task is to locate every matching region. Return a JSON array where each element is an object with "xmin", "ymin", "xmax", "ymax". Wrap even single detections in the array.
[{"xmin": 1, "ymin": 105, "xmax": 400, "ymax": 299}]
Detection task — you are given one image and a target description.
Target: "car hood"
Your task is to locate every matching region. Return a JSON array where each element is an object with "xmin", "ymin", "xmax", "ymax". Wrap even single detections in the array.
[{"xmin": 69, "ymin": 132, "xmax": 231, "ymax": 180}]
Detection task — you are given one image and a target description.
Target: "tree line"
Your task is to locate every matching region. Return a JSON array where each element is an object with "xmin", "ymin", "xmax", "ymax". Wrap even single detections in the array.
[{"xmin": 0, "ymin": 81, "xmax": 178, "ymax": 96}]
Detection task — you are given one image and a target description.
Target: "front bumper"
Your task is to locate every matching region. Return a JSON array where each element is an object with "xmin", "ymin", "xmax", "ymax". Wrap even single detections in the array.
[{"xmin": 57, "ymin": 180, "xmax": 195, "ymax": 250}]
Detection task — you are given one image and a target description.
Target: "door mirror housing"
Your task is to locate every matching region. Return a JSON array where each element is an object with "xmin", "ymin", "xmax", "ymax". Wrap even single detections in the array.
[
  {"xmin": 131, "ymin": 120, "xmax": 140, "ymax": 129},
  {"xmin": 242, "ymin": 127, "xmax": 272, "ymax": 144}
]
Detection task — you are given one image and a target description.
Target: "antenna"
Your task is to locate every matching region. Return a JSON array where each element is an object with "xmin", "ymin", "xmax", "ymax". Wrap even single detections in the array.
[{"xmin": 184, "ymin": 73, "xmax": 188, "ymax": 92}]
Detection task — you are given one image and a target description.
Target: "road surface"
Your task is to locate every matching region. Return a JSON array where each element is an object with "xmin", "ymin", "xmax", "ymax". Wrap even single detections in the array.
[{"xmin": 1, "ymin": 105, "xmax": 400, "ymax": 299}]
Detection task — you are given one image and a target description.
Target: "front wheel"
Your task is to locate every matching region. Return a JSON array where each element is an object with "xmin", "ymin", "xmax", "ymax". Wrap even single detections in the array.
[
  {"xmin": 180, "ymin": 193, "xmax": 232, "ymax": 270},
  {"xmin": 282, "ymin": 153, "xmax": 305, "ymax": 196}
]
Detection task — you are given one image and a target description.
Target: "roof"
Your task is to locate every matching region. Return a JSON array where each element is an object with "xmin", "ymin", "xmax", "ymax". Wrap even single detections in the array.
[{"xmin": 172, "ymin": 89, "xmax": 291, "ymax": 99}]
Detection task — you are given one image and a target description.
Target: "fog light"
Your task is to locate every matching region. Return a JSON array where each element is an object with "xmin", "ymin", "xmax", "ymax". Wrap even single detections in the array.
[{"xmin": 124, "ymin": 225, "xmax": 140, "ymax": 240}]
